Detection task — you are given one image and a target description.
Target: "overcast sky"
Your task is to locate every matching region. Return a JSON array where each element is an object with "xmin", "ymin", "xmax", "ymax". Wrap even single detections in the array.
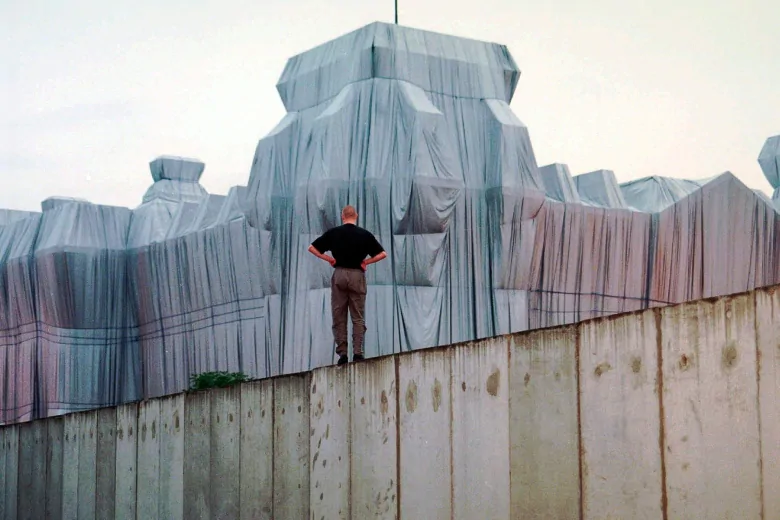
[{"xmin": 1, "ymin": 0, "xmax": 778, "ymax": 211}]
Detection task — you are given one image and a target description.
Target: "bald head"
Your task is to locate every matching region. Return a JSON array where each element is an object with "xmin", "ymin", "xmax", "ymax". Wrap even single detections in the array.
[{"xmin": 341, "ymin": 205, "xmax": 357, "ymax": 223}]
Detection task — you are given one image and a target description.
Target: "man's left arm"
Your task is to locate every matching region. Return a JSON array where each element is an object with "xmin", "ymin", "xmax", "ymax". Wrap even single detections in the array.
[{"xmin": 361, "ymin": 236, "xmax": 387, "ymax": 270}]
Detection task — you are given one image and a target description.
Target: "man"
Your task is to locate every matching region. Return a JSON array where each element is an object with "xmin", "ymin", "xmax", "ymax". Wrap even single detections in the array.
[{"xmin": 308, "ymin": 205, "xmax": 387, "ymax": 365}]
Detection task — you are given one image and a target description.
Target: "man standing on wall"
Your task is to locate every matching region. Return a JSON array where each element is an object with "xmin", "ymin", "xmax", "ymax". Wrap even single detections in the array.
[{"xmin": 308, "ymin": 205, "xmax": 387, "ymax": 365}]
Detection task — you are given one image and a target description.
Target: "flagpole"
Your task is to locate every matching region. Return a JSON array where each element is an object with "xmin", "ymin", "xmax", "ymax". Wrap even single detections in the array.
[{"xmin": 394, "ymin": 0, "xmax": 398, "ymax": 24}]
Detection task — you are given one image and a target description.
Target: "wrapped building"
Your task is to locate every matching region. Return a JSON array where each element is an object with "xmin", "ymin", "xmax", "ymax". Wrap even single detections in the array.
[{"xmin": 1, "ymin": 22, "xmax": 778, "ymax": 424}]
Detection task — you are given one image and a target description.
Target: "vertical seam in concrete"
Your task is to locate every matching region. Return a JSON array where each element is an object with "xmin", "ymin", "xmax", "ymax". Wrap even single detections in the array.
[
  {"xmin": 156, "ymin": 403, "xmax": 163, "ymax": 520},
  {"xmin": 305, "ymin": 376, "xmax": 312, "ymax": 520},
  {"xmin": 654, "ymin": 309, "xmax": 669, "ymax": 520},
  {"xmin": 506, "ymin": 335, "xmax": 512, "ymax": 513},
  {"xmin": 575, "ymin": 325, "xmax": 584, "ymax": 520},
  {"xmin": 41, "ymin": 422, "xmax": 50, "ymax": 520},
  {"xmin": 134, "ymin": 405, "xmax": 140, "ymax": 520},
  {"xmin": 235, "ymin": 389, "xmax": 243, "ymax": 520},
  {"xmin": 754, "ymin": 290, "xmax": 765, "ymax": 520},
  {"xmin": 55, "ymin": 421, "xmax": 63, "ymax": 520},
  {"xmin": 110, "ymin": 411, "xmax": 117, "ymax": 518},
  {"xmin": 93, "ymin": 414, "xmax": 100, "ymax": 520},
  {"xmin": 449, "ymin": 350, "xmax": 455, "ymax": 520},
  {"xmin": 76, "ymin": 417, "xmax": 81, "ymax": 520},
  {"xmin": 347, "ymin": 367, "xmax": 353, "ymax": 520},
  {"xmin": 92, "ymin": 412, "xmax": 99, "ymax": 519},
  {"xmin": 271, "ymin": 383, "xmax": 276, "ymax": 520},
  {"xmin": 237, "ymin": 391, "xmax": 242, "ymax": 520},
  {"xmin": 15, "ymin": 424, "xmax": 22, "ymax": 520},
  {"xmin": 394, "ymin": 356, "xmax": 402, "ymax": 520}
]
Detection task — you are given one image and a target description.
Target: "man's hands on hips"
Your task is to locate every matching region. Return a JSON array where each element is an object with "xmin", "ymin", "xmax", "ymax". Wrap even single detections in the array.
[
  {"xmin": 361, "ymin": 251, "xmax": 387, "ymax": 271},
  {"xmin": 308, "ymin": 245, "xmax": 336, "ymax": 267}
]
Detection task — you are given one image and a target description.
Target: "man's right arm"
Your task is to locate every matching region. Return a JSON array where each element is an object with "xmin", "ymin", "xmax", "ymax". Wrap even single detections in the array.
[
  {"xmin": 308, "ymin": 245, "xmax": 336, "ymax": 266},
  {"xmin": 309, "ymin": 233, "xmax": 336, "ymax": 266}
]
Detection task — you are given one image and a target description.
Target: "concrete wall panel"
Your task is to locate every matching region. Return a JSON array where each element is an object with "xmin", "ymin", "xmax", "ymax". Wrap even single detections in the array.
[
  {"xmin": 756, "ymin": 289, "xmax": 780, "ymax": 520},
  {"xmin": 45, "ymin": 418, "xmax": 64, "ymax": 520},
  {"xmin": 16, "ymin": 423, "xmax": 34, "ymax": 520},
  {"xmin": 310, "ymin": 366, "xmax": 350, "ymax": 520},
  {"xmin": 661, "ymin": 295, "xmax": 762, "ymax": 519},
  {"xmin": 159, "ymin": 395, "xmax": 185, "ymax": 520},
  {"xmin": 0, "ymin": 427, "xmax": 5, "ymax": 520},
  {"xmin": 77, "ymin": 412, "xmax": 98, "ymax": 520},
  {"xmin": 351, "ymin": 356, "xmax": 398, "ymax": 520},
  {"xmin": 4, "ymin": 285, "xmax": 780, "ymax": 520},
  {"xmin": 17, "ymin": 421, "xmax": 47, "ymax": 520},
  {"xmin": 452, "ymin": 338, "xmax": 510, "ymax": 520},
  {"xmin": 31, "ymin": 421, "xmax": 49, "ymax": 518},
  {"xmin": 239, "ymin": 380, "xmax": 274, "ymax": 520},
  {"xmin": 114, "ymin": 404, "xmax": 137, "ymax": 520},
  {"xmin": 509, "ymin": 327, "xmax": 579, "ymax": 519},
  {"xmin": 210, "ymin": 387, "xmax": 241, "ymax": 520},
  {"xmin": 398, "ymin": 349, "xmax": 451, "ymax": 520},
  {"xmin": 580, "ymin": 310, "xmax": 663, "ymax": 519},
  {"xmin": 0, "ymin": 425, "xmax": 19, "ymax": 520},
  {"xmin": 136, "ymin": 399, "xmax": 161, "ymax": 519},
  {"xmin": 273, "ymin": 373, "xmax": 310, "ymax": 520},
  {"xmin": 184, "ymin": 392, "xmax": 211, "ymax": 520},
  {"xmin": 62, "ymin": 415, "xmax": 79, "ymax": 520},
  {"xmin": 96, "ymin": 408, "xmax": 117, "ymax": 520}
]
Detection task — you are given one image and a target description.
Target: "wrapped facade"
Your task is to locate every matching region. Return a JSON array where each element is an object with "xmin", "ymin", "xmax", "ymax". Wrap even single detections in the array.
[{"xmin": 1, "ymin": 22, "xmax": 778, "ymax": 424}]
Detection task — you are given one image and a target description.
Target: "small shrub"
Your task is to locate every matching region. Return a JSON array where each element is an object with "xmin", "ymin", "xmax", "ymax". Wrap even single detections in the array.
[{"xmin": 189, "ymin": 371, "xmax": 249, "ymax": 391}]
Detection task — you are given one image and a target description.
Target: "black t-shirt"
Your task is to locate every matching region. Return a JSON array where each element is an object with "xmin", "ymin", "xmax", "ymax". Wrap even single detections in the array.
[{"xmin": 311, "ymin": 224, "xmax": 385, "ymax": 269}]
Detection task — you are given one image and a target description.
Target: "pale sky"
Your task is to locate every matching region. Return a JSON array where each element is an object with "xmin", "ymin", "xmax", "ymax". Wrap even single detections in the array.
[{"xmin": 1, "ymin": 0, "xmax": 778, "ymax": 211}]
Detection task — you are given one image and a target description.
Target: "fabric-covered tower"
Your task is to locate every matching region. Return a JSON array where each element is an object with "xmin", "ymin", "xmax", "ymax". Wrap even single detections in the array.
[
  {"xmin": 245, "ymin": 22, "xmax": 545, "ymax": 372},
  {"xmin": 759, "ymin": 135, "xmax": 780, "ymax": 209}
]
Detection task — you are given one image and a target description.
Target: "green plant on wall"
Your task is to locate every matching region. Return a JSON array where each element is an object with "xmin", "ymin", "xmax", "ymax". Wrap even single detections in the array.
[{"xmin": 189, "ymin": 371, "xmax": 249, "ymax": 391}]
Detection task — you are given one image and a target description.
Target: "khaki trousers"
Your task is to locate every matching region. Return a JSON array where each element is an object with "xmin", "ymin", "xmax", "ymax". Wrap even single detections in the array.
[{"xmin": 331, "ymin": 267, "xmax": 367, "ymax": 357}]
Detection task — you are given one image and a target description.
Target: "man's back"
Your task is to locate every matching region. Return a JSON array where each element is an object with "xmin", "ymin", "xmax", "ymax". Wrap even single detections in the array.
[{"xmin": 311, "ymin": 223, "xmax": 384, "ymax": 270}]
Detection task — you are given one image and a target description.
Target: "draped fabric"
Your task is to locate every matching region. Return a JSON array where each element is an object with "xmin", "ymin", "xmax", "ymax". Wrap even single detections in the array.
[{"xmin": 1, "ymin": 22, "xmax": 778, "ymax": 424}]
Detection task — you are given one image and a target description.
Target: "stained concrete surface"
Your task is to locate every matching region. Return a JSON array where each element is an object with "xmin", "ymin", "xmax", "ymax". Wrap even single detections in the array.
[{"xmin": 1, "ymin": 286, "xmax": 779, "ymax": 519}]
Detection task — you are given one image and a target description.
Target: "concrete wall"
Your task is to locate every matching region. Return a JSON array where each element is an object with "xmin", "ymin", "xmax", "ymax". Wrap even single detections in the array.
[{"xmin": 1, "ymin": 287, "xmax": 778, "ymax": 519}]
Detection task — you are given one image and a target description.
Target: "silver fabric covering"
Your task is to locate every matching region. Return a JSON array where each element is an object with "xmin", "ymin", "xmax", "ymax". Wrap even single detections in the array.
[
  {"xmin": 143, "ymin": 156, "xmax": 209, "ymax": 204},
  {"xmin": 1, "ymin": 22, "xmax": 779, "ymax": 424},
  {"xmin": 573, "ymin": 169, "xmax": 628, "ymax": 209},
  {"xmin": 759, "ymin": 135, "xmax": 780, "ymax": 188},
  {"xmin": 539, "ymin": 163, "xmax": 581, "ymax": 204},
  {"xmin": 620, "ymin": 176, "xmax": 703, "ymax": 212}
]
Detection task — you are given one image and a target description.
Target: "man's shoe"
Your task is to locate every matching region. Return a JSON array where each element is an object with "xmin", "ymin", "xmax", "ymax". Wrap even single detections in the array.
[
  {"xmin": 337, "ymin": 355, "xmax": 349, "ymax": 366},
  {"xmin": 353, "ymin": 354, "xmax": 364, "ymax": 362}
]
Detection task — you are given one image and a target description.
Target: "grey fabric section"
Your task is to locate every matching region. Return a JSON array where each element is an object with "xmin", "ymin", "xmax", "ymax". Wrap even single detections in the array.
[
  {"xmin": 539, "ymin": 163, "xmax": 581, "ymax": 203},
  {"xmin": 276, "ymin": 22, "xmax": 520, "ymax": 111},
  {"xmin": 759, "ymin": 135, "xmax": 780, "ymax": 188},
  {"xmin": 0, "ymin": 210, "xmax": 40, "ymax": 227},
  {"xmin": 620, "ymin": 176, "xmax": 703, "ymax": 212},
  {"xmin": 144, "ymin": 156, "xmax": 209, "ymax": 204},
  {"xmin": 127, "ymin": 199, "xmax": 180, "ymax": 248},
  {"xmin": 1, "ymin": 22, "xmax": 779, "ymax": 424},
  {"xmin": 149, "ymin": 156, "xmax": 205, "ymax": 182},
  {"xmin": 573, "ymin": 169, "xmax": 628, "ymax": 209},
  {"xmin": 142, "ymin": 179, "xmax": 209, "ymax": 204},
  {"xmin": 41, "ymin": 197, "xmax": 90, "ymax": 212},
  {"xmin": 753, "ymin": 189, "xmax": 773, "ymax": 205}
]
